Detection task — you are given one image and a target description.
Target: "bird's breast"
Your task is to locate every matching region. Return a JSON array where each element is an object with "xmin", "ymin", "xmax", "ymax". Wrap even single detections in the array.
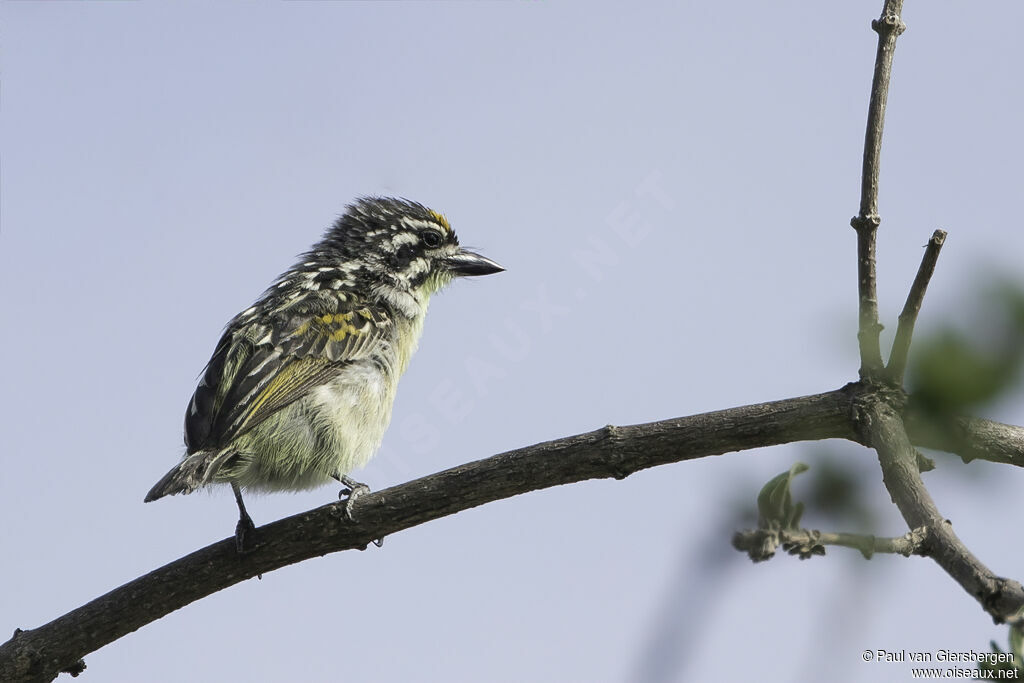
[{"xmin": 391, "ymin": 308, "xmax": 428, "ymax": 377}]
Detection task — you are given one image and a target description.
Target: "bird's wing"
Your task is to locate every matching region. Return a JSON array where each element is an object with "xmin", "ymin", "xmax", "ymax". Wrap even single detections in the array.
[{"xmin": 184, "ymin": 296, "xmax": 394, "ymax": 452}]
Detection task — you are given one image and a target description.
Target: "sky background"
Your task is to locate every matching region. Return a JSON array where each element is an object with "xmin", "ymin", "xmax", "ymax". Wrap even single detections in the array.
[{"xmin": 2, "ymin": 1, "xmax": 1023, "ymax": 682}]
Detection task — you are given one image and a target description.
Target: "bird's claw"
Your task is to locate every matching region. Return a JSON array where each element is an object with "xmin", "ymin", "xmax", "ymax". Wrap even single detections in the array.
[
  {"xmin": 338, "ymin": 481, "xmax": 369, "ymax": 520},
  {"xmin": 235, "ymin": 515, "xmax": 256, "ymax": 553}
]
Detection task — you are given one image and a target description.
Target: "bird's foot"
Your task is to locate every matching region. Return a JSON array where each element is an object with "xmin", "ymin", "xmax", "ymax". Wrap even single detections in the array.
[
  {"xmin": 335, "ymin": 475, "xmax": 369, "ymax": 520},
  {"xmin": 235, "ymin": 513, "xmax": 256, "ymax": 553},
  {"xmin": 232, "ymin": 482, "xmax": 257, "ymax": 553}
]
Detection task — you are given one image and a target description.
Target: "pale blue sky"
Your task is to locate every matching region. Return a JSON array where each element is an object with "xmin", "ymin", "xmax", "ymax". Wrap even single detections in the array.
[{"xmin": 2, "ymin": 2, "xmax": 1023, "ymax": 682}]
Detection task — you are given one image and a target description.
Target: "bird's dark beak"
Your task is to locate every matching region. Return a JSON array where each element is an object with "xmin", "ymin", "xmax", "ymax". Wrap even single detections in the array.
[{"xmin": 446, "ymin": 249, "xmax": 505, "ymax": 277}]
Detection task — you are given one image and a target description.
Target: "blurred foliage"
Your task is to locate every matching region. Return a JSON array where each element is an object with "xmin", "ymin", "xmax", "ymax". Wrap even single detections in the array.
[
  {"xmin": 978, "ymin": 624, "xmax": 1024, "ymax": 678},
  {"xmin": 908, "ymin": 279, "xmax": 1024, "ymax": 416},
  {"xmin": 801, "ymin": 451, "xmax": 876, "ymax": 529}
]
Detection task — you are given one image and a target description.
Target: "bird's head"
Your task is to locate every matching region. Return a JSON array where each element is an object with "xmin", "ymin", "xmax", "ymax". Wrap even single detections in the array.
[{"xmin": 312, "ymin": 197, "xmax": 502, "ymax": 315}]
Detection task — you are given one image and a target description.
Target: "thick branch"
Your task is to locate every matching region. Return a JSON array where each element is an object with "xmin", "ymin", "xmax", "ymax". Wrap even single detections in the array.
[
  {"xmin": 887, "ymin": 230, "xmax": 947, "ymax": 383},
  {"xmin": 4, "ymin": 384, "xmax": 1023, "ymax": 682},
  {"xmin": 851, "ymin": 0, "xmax": 907, "ymax": 380},
  {"xmin": 855, "ymin": 393, "xmax": 1024, "ymax": 625},
  {"xmin": 907, "ymin": 412, "xmax": 1024, "ymax": 468},
  {"xmin": 0, "ymin": 389, "xmax": 859, "ymax": 683}
]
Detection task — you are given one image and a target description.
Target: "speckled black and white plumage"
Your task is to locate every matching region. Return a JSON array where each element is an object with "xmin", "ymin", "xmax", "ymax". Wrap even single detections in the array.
[{"xmin": 145, "ymin": 197, "xmax": 503, "ymax": 512}]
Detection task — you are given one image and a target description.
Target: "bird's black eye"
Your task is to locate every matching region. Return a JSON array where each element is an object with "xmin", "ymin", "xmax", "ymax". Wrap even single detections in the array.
[{"xmin": 421, "ymin": 229, "xmax": 444, "ymax": 248}]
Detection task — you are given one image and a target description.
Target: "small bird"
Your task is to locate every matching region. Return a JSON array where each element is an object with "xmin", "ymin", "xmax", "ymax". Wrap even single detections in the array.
[{"xmin": 145, "ymin": 197, "xmax": 503, "ymax": 550}]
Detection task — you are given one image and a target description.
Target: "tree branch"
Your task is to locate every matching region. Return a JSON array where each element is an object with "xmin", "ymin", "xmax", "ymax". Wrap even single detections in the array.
[
  {"xmin": 3, "ymin": 5, "xmax": 1017, "ymax": 683},
  {"xmin": 851, "ymin": 0, "xmax": 907, "ymax": 380},
  {"xmin": 887, "ymin": 229, "xmax": 947, "ymax": 383},
  {"xmin": 733, "ymin": 525, "xmax": 928, "ymax": 561},
  {"xmin": 906, "ymin": 412, "xmax": 1024, "ymax": 468},
  {"xmin": 3, "ymin": 380, "xmax": 1023, "ymax": 681},
  {"xmin": 842, "ymin": 0, "xmax": 1024, "ymax": 636},
  {"xmin": 0, "ymin": 389, "xmax": 860, "ymax": 683},
  {"xmin": 855, "ymin": 392, "xmax": 1024, "ymax": 626}
]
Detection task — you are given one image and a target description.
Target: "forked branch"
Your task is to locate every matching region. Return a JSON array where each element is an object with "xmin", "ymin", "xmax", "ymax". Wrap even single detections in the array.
[
  {"xmin": 849, "ymin": 0, "xmax": 1024, "ymax": 629},
  {"xmin": 856, "ymin": 395, "xmax": 1024, "ymax": 625}
]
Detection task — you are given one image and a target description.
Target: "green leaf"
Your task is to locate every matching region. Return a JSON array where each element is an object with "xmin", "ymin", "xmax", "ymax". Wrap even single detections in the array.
[
  {"xmin": 1011, "ymin": 625, "xmax": 1024, "ymax": 667},
  {"xmin": 756, "ymin": 462, "xmax": 809, "ymax": 531}
]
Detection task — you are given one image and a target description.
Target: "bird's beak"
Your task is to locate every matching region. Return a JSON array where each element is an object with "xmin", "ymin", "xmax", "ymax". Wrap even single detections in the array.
[{"xmin": 445, "ymin": 249, "xmax": 505, "ymax": 277}]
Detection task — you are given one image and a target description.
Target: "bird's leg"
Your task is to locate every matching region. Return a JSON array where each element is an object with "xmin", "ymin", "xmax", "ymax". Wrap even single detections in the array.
[
  {"xmin": 333, "ymin": 474, "xmax": 369, "ymax": 520},
  {"xmin": 232, "ymin": 482, "xmax": 256, "ymax": 553}
]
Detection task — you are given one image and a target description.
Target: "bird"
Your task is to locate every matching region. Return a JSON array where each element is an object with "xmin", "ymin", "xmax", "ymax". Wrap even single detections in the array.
[{"xmin": 144, "ymin": 197, "xmax": 503, "ymax": 551}]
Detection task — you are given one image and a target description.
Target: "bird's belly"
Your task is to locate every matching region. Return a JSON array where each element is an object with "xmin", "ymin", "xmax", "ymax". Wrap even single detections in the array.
[
  {"xmin": 308, "ymin": 365, "xmax": 396, "ymax": 473},
  {"xmin": 232, "ymin": 363, "xmax": 396, "ymax": 492}
]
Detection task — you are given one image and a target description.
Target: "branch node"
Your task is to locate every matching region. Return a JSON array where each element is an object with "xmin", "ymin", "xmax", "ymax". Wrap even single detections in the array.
[
  {"xmin": 850, "ymin": 214, "xmax": 880, "ymax": 232},
  {"xmin": 872, "ymin": 12, "xmax": 907, "ymax": 36},
  {"xmin": 602, "ymin": 424, "xmax": 634, "ymax": 479},
  {"xmin": 901, "ymin": 526, "xmax": 930, "ymax": 557},
  {"xmin": 731, "ymin": 528, "xmax": 781, "ymax": 563},
  {"xmin": 62, "ymin": 659, "xmax": 87, "ymax": 677}
]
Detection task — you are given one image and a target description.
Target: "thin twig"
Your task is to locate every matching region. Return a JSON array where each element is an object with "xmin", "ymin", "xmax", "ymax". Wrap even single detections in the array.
[
  {"xmin": 887, "ymin": 230, "xmax": 948, "ymax": 382},
  {"xmin": 857, "ymin": 0, "xmax": 907, "ymax": 220},
  {"xmin": 855, "ymin": 393, "xmax": 1024, "ymax": 626},
  {"xmin": 851, "ymin": 0, "xmax": 907, "ymax": 380},
  {"xmin": 733, "ymin": 525, "xmax": 928, "ymax": 561},
  {"xmin": 817, "ymin": 527, "xmax": 927, "ymax": 558},
  {"xmin": 853, "ymin": 222, "xmax": 885, "ymax": 377}
]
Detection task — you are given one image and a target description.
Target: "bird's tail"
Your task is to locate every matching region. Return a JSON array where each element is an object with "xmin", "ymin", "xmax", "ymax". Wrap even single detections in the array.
[{"xmin": 144, "ymin": 449, "xmax": 234, "ymax": 502}]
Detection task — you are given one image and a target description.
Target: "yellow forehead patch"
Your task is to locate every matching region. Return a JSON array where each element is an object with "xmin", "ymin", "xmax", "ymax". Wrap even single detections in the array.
[{"xmin": 428, "ymin": 210, "xmax": 452, "ymax": 234}]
